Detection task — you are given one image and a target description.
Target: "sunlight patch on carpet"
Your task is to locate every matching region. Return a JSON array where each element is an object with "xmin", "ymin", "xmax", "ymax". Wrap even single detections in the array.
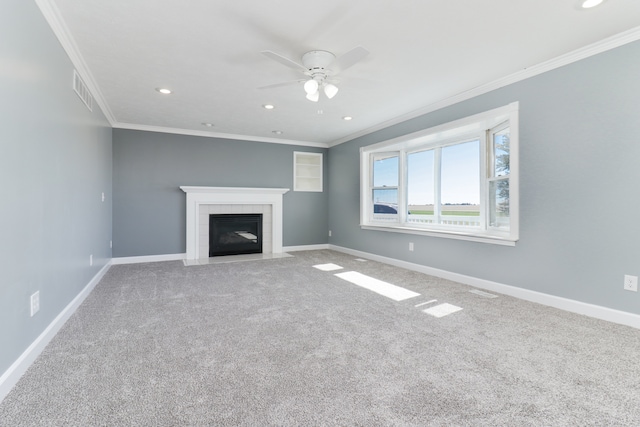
[
  {"xmin": 334, "ymin": 271, "xmax": 420, "ymax": 301},
  {"xmin": 423, "ymin": 303, "xmax": 463, "ymax": 318},
  {"xmin": 313, "ymin": 263, "xmax": 344, "ymax": 271}
]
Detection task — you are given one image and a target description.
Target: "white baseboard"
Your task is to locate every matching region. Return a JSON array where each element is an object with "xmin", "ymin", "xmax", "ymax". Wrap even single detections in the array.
[
  {"xmin": 0, "ymin": 261, "xmax": 112, "ymax": 403},
  {"xmin": 111, "ymin": 253, "xmax": 186, "ymax": 265},
  {"xmin": 329, "ymin": 245, "xmax": 640, "ymax": 330},
  {"xmin": 112, "ymin": 249, "xmax": 329, "ymax": 264},
  {"xmin": 283, "ymin": 244, "xmax": 330, "ymax": 252}
]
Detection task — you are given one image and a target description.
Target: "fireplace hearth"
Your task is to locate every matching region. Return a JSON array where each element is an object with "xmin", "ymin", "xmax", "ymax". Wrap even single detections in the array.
[{"xmin": 209, "ymin": 214, "xmax": 263, "ymax": 257}]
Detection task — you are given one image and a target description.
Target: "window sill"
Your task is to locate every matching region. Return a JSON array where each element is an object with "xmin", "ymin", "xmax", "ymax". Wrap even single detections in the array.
[{"xmin": 360, "ymin": 223, "xmax": 517, "ymax": 246}]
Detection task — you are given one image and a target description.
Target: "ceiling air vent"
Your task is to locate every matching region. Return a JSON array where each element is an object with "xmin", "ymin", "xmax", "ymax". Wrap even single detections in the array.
[{"xmin": 73, "ymin": 70, "xmax": 93, "ymax": 112}]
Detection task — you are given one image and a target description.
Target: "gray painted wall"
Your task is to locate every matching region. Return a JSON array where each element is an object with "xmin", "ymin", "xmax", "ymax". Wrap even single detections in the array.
[
  {"xmin": 3, "ymin": 0, "xmax": 638, "ymax": 388},
  {"xmin": 112, "ymin": 130, "xmax": 328, "ymax": 257},
  {"xmin": 329, "ymin": 40, "xmax": 640, "ymax": 315},
  {"xmin": 0, "ymin": 1, "xmax": 112, "ymax": 375}
]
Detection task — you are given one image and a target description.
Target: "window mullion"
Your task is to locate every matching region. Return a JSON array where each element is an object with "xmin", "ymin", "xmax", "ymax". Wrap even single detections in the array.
[
  {"xmin": 398, "ymin": 150, "xmax": 407, "ymax": 225},
  {"xmin": 480, "ymin": 130, "xmax": 488, "ymax": 231},
  {"xmin": 369, "ymin": 154, "xmax": 375, "ymax": 223},
  {"xmin": 434, "ymin": 147, "xmax": 442, "ymax": 223}
]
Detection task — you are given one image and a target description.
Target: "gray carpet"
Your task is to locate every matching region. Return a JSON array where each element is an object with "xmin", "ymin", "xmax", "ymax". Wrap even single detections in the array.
[{"xmin": 1, "ymin": 250, "xmax": 639, "ymax": 426}]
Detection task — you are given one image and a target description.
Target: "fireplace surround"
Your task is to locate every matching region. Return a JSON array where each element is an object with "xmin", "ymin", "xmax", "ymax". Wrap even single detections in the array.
[{"xmin": 180, "ymin": 186, "xmax": 289, "ymax": 260}]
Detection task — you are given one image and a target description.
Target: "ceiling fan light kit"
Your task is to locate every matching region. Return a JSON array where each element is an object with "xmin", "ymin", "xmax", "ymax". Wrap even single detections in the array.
[
  {"xmin": 582, "ymin": 0, "xmax": 603, "ymax": 8},
  {"xmin": 261, "ymin": 46, "xmax": 369, "ymax": 102},
  {"xmin": 306, "ymin": 90, "xmax": 320, "ymax": 102},
  {"xmin": 323, "ymin": 83, "xmax": 339, "ymax": 99},
  {"xmin": 304, "ymin": 80, "xmax": 339, "ymax": 102},
  {"xmin": 304, "ymin": 79, "xmax": 319, "ymax": 95}
]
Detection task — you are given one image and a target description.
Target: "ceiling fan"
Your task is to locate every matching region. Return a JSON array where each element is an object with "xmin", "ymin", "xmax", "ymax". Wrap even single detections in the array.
[{"xmin": 260, "ymin": 46, "xmax": 369, "ymax": 102}]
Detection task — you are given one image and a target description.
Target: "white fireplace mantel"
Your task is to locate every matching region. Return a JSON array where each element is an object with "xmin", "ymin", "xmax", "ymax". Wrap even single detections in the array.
[{"xmin": 180, "ymin": 186, "xmax": 289, "ymax": 260}]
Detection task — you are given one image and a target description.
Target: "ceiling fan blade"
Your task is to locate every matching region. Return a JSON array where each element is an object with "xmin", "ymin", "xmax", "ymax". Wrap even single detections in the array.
[
  {"xmin": 258, "ymin": 79, "xmax": 306, "ymax": 90},
  {"xmin": 261, "ymin": 51, "xmax": 308, "ymax": 73},
  {"xmin": 329, "ymin": 46, "xmax": 369, "ymax": 74}
]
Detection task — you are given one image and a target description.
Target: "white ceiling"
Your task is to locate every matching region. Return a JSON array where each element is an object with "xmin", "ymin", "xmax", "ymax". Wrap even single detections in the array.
[{"xmin": 41, "ymin": 0, "xmax": 640, "ymax": 147}]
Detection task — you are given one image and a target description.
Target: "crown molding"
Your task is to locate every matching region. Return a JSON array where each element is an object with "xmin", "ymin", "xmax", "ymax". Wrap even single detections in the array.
[
  {"xmin": 35, "ymin": 0, "xmax": 640, "ymax": 149},
  {"xmin": 113, "ymin": 123, "xmax": 328, "ymax": 148},
  {"xmin": 328, "ymin": 25, "xmax": 640, "ymax": 147},
  {"xmin": 35, "ymin": 0, "xmax": 117, "ymax": 126},
  {"xmin": 35, "ymin": 0, "xmax": 325, "ymax": 149}
]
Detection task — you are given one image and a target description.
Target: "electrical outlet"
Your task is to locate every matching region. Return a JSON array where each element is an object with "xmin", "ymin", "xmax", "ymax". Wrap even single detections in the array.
[
  {"xmin": 624, "ymin": 275, "xmax": 638, "ymax": 292},
  {"xmin": 101, "ymin": 192, "xmax": 105, "ymax": 202},
  {"xmin": 409, "ymin": 242, "xmax": 414, "ymax": 251},
  {"xmin": 328, "ymin": 230, "xmax": 332, "ymax": 237},
  {"xmin": 89, "ymin": 254, "xmax": 93, "ymax": 266},
  {"xmin": 110, "ymin": 240, "xmax": 112, "ymax": 249},
  {"xmin": 30, "ymin": 291, "xmax": 40, "ymax": 317}
]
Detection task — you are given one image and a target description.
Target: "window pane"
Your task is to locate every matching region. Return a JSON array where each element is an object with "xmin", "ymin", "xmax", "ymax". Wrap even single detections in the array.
[
  {"xmin": 441, "ymin": 141, "xmax": 480, "ymax": 225},
  {"xmin": 372, "ymin": 189, "xmax": 398, "ymax": 206},
  {"xmin": 494, "ymin": 127, "xmax": 510, "ymax": 177},
  {"xmin": 373, "ymin": 155, "xmax": 398, "ymax": 187},
  {"xmin": 407, "ymin": 150, "xmax": 434, "ymax": 221},
  {"xmin": 489, "ymin": 179, "xmax": 510, "ymax": 229},
  {"xmin": 372, "ymin": 189, "xmax": 398, "ymax": 220}
]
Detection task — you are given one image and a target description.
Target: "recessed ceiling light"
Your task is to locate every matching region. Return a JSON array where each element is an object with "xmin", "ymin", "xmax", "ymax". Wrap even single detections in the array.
[
  {"xmin": 343, "ymin": 116, "xmax": 353, "ymax": 121},
  {"xmin": 581, "ymin": 0, "xmax": 603, "ymax": 8},
  {"xmin": 201, "ymin": 122, "xmax": 214, "ymax": 127},
  {"xmin": 155, "ymin": 88, "xmax": 172, "ymax": 94},
  {"xmin": 263, "ymin": 104, "xmax": 275, "ymax": 110},
  {"xmin": 272, "ymin": 130, "xmax": 283, "ymax": 135}
]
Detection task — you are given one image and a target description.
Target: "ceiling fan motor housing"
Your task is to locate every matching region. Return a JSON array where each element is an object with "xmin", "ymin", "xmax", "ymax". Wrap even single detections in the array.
[{"xmin": 302, "ymin": 50, "xmax": 336, "ymax": 74}]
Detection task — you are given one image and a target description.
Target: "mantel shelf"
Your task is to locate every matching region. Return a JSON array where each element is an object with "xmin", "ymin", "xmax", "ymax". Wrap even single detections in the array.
[{"xmin": 180, "ymin": 186, "xmax": 289, "ymax": 195}]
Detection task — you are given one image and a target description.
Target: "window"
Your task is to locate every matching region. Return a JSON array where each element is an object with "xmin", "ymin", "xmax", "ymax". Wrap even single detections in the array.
[
  {"xmin": 371, "ymin": 153, "xmax": 399, "ymax": 221},
  {"xmin": 360, "ymin": 103, "xmax": 519, "ymax": 245},
  {"xmin": 489, "ymin": 124, "xmax": 510, "ymax": 229}
]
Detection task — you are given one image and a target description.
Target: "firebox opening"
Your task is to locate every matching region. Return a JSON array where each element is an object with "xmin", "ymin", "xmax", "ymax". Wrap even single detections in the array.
[{"xmin": 209, "ymin": 214, "xmax": 263, "ymax": 257}]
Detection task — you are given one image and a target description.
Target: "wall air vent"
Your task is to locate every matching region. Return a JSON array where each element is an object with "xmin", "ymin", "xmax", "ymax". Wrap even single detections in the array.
[{"xmin": 73, "ymin": 70, "xmax": 93, "ymax": 112}]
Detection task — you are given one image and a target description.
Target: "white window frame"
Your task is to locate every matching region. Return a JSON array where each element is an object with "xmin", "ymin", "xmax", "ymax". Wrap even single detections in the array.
[
  {"xmin": 370, "ymin": 152, "xmax": 400, "ymax": 223},
  {"xmin": 360, "ymin": 102, "xmax": 519, "ymax": 246}
]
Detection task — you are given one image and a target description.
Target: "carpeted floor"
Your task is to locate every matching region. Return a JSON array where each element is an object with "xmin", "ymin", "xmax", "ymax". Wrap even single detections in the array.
[{"xmin": 1, "ymin": 250, "xmax": 639, "ymax": 426}]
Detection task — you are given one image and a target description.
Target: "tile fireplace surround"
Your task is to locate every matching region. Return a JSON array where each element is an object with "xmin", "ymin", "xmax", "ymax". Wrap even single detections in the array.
[{"xmin": 180, "ymin": 186, "xmax": 290, "ymax": 260}]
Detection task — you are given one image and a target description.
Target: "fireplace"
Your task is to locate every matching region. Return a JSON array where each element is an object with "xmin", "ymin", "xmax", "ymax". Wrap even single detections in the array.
[
  {"xmin": 209, "ymin": 214, "xmax": 263, "ymax": 257},
  {"xmin": 180, "ymin": 186, "xmax": 289, "ymax": 260}
]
